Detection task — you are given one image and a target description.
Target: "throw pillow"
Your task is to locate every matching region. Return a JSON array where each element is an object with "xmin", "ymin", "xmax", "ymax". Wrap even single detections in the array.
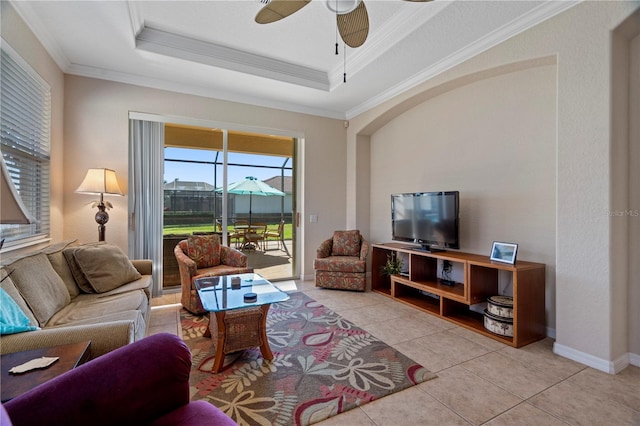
[
  {"xmin": 1, "ymin": 268, "xmax": 38, "ymax": 327},
  {"xmin": 186, "ymin": 234, "xmax": 221, "ymax": 268},
  {"xmin": 62, "ymin": 241, "xmax": 110, "ymax": 293},
  {"xmin": 0, "ymin": 288, "xmax": 38, "ymax": 335},
  {"xmin": 64, "ymin": 244, "xmax": 142, "ymax": 294},
  {"xmin": 43, "ymin": 239, "xmax": 81, "ymax": 298},
  {"xmin": 331, "ymin": 230, "xmax": 361, "ymax": 257},
  {"xmin": 8, "ymin": 253, "xmax": 71, "ymax": 326},
  {"xmin": 64, "ymin": 247, "xmax": 95, "ymax": 293}
]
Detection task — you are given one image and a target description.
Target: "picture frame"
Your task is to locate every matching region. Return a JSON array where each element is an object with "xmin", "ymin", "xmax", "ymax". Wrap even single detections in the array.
[{"xmin": 490, "ymin": 241, "xmax": 518, "ymax": 265}]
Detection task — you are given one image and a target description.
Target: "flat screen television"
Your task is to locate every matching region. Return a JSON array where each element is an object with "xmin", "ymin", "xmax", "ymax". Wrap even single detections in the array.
[{"xmin": 391, "ymin": 191, "xmax": 460, "ymax": 252}]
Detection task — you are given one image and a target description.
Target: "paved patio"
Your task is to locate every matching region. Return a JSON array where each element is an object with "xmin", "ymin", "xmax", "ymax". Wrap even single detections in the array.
[{"xmin": 242, "ymin": 239, "xmax": 293, "ymax": 281}]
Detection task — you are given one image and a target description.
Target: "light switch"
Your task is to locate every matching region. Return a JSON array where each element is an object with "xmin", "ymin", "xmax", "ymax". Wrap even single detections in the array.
[{"xmin": 310, "ymin": 214, "xmax": 318, "ymax": 223}]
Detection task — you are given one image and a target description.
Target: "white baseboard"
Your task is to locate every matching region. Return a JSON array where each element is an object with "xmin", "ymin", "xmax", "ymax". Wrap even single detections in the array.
[
  {"xmin": 611, "ymin": 353, "xmax": 632, "ymax": 373},
  {"xmin": 630, "ymin": 352, "xmax": 640, "ymax": 367},
  {"xmin": 553, "ymin": 342, "xmax": 631, "ymax": 374}
]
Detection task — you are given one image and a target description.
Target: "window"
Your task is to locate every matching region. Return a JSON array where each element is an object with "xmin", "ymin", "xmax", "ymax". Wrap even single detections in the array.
[{"xmin": 0, "ymin": 43, "xmax": 51, "ymax": 247}]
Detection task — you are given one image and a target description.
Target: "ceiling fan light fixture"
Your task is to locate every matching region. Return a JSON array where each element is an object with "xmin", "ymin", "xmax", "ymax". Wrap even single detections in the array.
[{"xmin": 325, "ymin": 0, "xmax": 361, "ymax": 15}]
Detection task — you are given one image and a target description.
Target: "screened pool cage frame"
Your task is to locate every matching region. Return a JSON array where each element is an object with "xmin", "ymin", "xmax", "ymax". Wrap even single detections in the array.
[{"xmin": 163, "ymin": 152, "xmax": 292, "ymax": 225}]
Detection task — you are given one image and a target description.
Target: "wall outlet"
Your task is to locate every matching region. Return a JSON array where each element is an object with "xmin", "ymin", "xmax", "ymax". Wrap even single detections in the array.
[{"xmin": 309, "ymin": 214, "xmax": 318, "ymax": 223}]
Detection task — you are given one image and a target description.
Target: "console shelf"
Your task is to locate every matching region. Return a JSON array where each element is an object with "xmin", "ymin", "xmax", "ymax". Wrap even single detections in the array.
[{"xmin": 372, "ymin": 243, "xmax": 546, "ymax": 348}]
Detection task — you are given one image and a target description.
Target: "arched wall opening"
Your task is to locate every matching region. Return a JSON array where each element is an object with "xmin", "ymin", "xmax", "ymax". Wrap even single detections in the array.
[{"xmin": 350, "ymin": 59, "xmax": 558, "ymax": 337}]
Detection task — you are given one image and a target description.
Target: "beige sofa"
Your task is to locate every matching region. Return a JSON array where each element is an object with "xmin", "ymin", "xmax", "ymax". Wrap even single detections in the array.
[{"xmin": 0, "ymin": 240, "xmax": 152, "ymax": 359}]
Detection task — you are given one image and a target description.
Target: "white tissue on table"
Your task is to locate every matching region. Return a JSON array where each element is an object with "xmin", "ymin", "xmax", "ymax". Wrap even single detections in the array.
[{"xmin": 9, "ymin": 356, "xmax": 59, "ymax": 374}]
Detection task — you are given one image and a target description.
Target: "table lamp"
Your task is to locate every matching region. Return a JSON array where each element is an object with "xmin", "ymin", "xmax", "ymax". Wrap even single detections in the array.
[{"xmin": 76, "ymin": 168, "xmax": 123, "ymax": 241}]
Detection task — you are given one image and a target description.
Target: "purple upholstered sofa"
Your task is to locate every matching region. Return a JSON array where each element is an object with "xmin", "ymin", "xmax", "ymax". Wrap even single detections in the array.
[{"xmin": 1, "ymin": 333, "xmax": 236, "ymax": 426}]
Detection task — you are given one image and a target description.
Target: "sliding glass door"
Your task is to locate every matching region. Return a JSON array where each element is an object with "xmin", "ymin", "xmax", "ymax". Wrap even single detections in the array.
[{"xmin": 162, "ymin": 124, "xmax": 295, "ymax": 288}]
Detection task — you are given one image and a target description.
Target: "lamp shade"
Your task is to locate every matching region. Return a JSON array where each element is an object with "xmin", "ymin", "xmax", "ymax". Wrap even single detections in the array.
[
  {"xmin": 0, "ymin": 156, "xmax": 35, "ymax": 224},
  {"xmin": 76, "ymin": 168, "xmax": 124, "ymax": 196}
]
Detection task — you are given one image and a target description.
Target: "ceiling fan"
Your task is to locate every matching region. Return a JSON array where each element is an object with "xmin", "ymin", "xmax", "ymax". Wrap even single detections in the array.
[{"xmin": 255, "ymin": 0, "xmax": 432, "ymax": 49}]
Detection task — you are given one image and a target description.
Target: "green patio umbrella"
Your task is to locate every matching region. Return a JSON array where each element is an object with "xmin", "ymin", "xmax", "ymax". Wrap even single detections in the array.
[{"xmin": 217, "ymin": 176, "xmax": 285, "ymax": 226}]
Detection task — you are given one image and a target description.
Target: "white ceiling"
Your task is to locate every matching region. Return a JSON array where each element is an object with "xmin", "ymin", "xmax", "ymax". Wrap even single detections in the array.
[{"xmin": 10, "ymin": 0, "xmax": 577, "ymax": 119}]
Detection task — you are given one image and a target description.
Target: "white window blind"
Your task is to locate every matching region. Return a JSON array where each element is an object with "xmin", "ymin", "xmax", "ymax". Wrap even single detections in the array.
[{"xmin": 0, "ymin": 42, "xmax": 51, "ymax": 246}]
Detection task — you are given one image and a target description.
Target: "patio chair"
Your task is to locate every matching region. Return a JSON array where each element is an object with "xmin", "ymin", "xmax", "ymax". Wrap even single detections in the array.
[
  {"xmin": 175, "ymin": 234, "xmax": 253, "ymax": 314},
  {"xmin": 243, "ymin": 222, "xmax": 267, "ymax": 251},
  {"xmin": 314, "ymin": 229, "xmax": 370, "ymax": 291},
  {"xmin": 264, "ymin": 219, "xmax": 285, "ymax": 251},
  {"xmin": 229, "ymin": 220, "xmax": 248, "ymax": 249}
]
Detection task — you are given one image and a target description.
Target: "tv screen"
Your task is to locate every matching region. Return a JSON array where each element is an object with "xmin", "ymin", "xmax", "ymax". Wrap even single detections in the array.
[{"xmin": 391, "ymin": 191, "xmax": 459, "ymax": 251}]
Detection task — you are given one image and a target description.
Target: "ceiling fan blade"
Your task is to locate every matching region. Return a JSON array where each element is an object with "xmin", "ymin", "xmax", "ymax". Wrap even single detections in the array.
[
  {"xmin": 255, "ymin": 0, "xmax": 312, "ymax": 24},
  {"xmin": 336, "ymin": 1, "xmax": 369, "ymax": 48}
]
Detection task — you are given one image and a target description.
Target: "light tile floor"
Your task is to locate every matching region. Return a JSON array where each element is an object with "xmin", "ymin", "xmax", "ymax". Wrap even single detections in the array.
[{"xmin": 149, "ymin": 280, "xmax": 640, "ymax": 426}]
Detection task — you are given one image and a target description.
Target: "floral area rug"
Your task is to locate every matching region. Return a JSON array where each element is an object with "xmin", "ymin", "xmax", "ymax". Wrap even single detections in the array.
[{"xmin": 181, "ymin": 291, "xmax": 436, "ymax": 425}]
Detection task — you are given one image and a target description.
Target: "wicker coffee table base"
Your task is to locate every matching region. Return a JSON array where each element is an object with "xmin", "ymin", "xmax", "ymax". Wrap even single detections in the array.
[{"xmin": 204, "ymin": 304, "xmax": 273, "ymax": 373}]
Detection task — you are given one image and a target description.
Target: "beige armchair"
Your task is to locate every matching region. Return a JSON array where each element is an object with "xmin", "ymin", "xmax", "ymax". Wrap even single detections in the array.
[
  {"xmin": 174, "ymin": 234, "xmax": 253, "ymax": 314},
  {"xmin": 313, "ymin": 230, "xmax": 370, "ymax": 291}
]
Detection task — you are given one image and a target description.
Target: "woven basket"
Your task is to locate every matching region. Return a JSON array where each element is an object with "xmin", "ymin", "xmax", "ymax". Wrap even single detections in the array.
[{"xmin": 209, "ymin": 306, "xmax": 265, "ymax": 353}]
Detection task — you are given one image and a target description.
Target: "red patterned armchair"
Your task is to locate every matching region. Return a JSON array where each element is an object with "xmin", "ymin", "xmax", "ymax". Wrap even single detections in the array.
[
  {"xmin": 175, "ymin": 234, "xmax": 253, "ymax": 314},
  {"xmin": 314, "ymin": 230, "xmax": 370, "ymax": 291}
]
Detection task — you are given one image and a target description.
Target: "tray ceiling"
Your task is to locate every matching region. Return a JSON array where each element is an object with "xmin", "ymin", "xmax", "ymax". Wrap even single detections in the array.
[{"xmin": 10, "ymin": 0, "xmax": 578, "ymax": 119}]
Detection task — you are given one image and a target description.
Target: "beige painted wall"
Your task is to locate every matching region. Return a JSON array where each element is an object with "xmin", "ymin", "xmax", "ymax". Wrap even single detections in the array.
[
  {"xmin": 1, "ymin": 2, "xmax": 65, "ymax": 247},
  {"xmin": 348, "ymin": 1, "xmax": 639, "ymax": 371},
  {"xmin": 63, "ymin": 75, "xmax": 346, "ymax": 277},
  {"xmin": 369, "ymin": 64, "xmax": 556, "ymax": 323}
]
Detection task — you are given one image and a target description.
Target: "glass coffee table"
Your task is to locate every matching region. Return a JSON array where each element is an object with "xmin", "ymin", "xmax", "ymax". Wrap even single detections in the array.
[{"xmin": 194, "ymin": 273, "xmax": 289, "ymax": 373}]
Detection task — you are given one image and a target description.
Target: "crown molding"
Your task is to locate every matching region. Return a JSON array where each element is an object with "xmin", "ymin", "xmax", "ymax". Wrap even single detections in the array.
[
  {"xmin": 136, "ymin": 26, "xmax": 331, "ymax": 91},
  {"xmin": 345, "ymin": 0, "xmax": 581, "ymax": 119},
  {"xmin": 127, "ymin": 0, "xmax": 145, "ymax": 39},
  {"xmin": 8, "ymin": 0, "xmax": 71, "ymax": 72},
  {"xmin": 65, "ymin": 63, "xmax": 345, "ymax": 120}
]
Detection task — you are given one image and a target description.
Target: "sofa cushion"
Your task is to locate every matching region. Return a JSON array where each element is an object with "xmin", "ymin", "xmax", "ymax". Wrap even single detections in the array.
[
  {"xmin": 47, "ymin": 309, "xmax": 147, "ymax": 342},
  {"xmin": 64, "ymin": 244, "xmax": 142, "ymax": 294},
  {"xmin": 43, "ymin": 239, "xmax": 81, "ymax": 298},
  {"xmin": 331, "ymin": 230, "xmax": 361, "ymax": 257},
  {"xmin": 0, "ymin": 269, "xmax": 38, "ymax": 327},
  {"xmin": 47, "ymin": 291, "xmax": 148, "ymax": 329},
  {"xmin": 314, "ymin": 257, "xmax": 366, "ymax": 273},
  {"xmin": 186, "ymin": 235, "xmax": 221, "ymax": 268},
  {"xmin": 0, "ymin": 288, "xmax": 39, "ymax": 335},
  {"xmin": 8, "ymin": 253, "xmax": 71, "ymax": 326},
  {"xmin": 98, "ymin": 275, "xmax": 153, "ymax": 299}
]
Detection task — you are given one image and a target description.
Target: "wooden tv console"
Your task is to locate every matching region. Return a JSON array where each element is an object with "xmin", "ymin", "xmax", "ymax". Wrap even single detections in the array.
[{"xmin": 371, "ymin": 243, "xmax": 546, "ymax": 348}]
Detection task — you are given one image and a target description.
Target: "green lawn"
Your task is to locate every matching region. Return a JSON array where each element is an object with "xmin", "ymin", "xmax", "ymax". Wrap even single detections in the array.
[{"xmin": 163, "ymin": 223, "xmax": 293, "ymax": 240}]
